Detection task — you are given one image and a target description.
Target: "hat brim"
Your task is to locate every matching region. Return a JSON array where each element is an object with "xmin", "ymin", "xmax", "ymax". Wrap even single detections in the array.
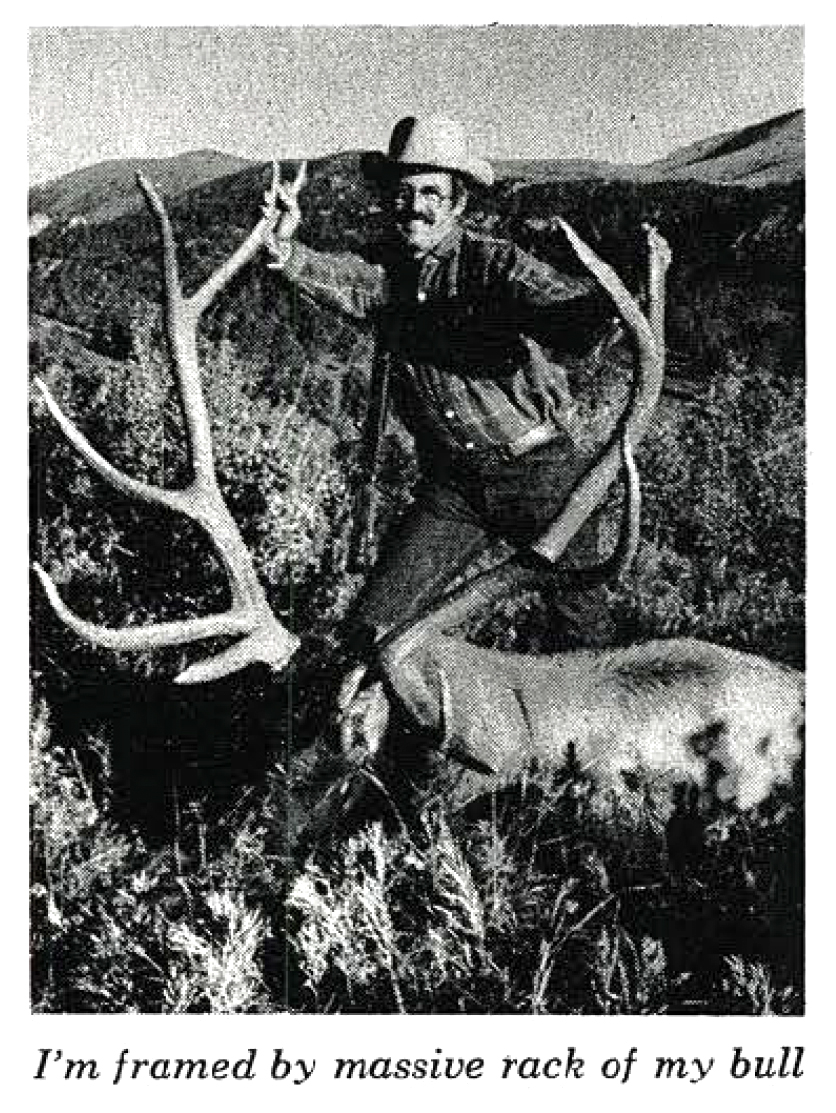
[{"xmin": 360, "ymin": 150, "xmax": 493, "ymax": 189}]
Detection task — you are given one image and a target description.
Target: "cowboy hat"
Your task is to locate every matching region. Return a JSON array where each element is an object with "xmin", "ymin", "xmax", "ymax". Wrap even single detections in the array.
[{"xmin": 361, "ymin": 115, "xmax": 494, "ymax": 189}]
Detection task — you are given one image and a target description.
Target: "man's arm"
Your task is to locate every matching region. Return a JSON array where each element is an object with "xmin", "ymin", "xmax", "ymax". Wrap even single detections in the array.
[
  {"xmin": 265, "ymin": 235, "xmax": 387, "ymax": 320},
  {"xmin": 504, "ymin": 243, "xmax": 616, "ymax": 355},
  {"xmin": 260, "ymin": 163, "xmax": 386, "ymax": 320}
]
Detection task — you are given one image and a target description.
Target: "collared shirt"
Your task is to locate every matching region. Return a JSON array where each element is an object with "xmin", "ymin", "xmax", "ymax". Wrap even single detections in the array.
[{"xmin": 276, "ymin": 225, "xmax": 605, "ymax": 454}]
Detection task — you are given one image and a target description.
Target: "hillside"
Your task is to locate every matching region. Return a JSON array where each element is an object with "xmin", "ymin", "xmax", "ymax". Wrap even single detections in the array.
[
  {"xmin": 28, "ymin": 108, "xmax": 805, "ymax": 237},
  {"xmin": 494, "ymin": 109, "xmax": 803, "ymax": 188},
  {"xmin": 494, "ymin": 157, "xmax": 621, "ymax": 182},
  {"xmin": 29, "ymin": 148, "xmax": 255, "ymax": 226},
  {"xmin": 295, "ymin": 110, "xmax": 804, "ymax": 189},
  {"xmin": 640, "ymin": 109, "xmax": 804, "ymax": 186}
]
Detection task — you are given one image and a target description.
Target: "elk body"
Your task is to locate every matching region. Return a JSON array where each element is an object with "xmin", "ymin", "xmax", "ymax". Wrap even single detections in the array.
[
  {"xmin": 33, "ymin": 169, "xmax": 803, "ymax": 836},
  {"xmin": 364, "ymin": 627, "xmax": 803, "ymax": 815}
]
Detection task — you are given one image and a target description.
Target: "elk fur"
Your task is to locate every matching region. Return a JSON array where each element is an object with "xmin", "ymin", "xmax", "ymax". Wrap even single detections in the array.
[{"xmin": 373, "ymin": 631, "xmax": 804, "ymax": 813}]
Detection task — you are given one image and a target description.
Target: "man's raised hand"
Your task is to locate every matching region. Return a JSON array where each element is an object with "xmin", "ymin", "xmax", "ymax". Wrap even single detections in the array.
[{"xmin": 262, "ymin": 159, "xmax": 308, "ymax": 246}]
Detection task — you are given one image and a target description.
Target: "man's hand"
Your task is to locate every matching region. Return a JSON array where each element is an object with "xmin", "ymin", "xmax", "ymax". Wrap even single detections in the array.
[
  {"xmin": 336, "ymin": 664, "xmax": 390, "ymax": 760},
  {"xmin": 262, "ymin": 160, "xmax": 307, "ymax": 253}
]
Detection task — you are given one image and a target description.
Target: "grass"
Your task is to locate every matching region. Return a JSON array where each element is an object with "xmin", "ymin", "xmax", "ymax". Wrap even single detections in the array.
[{"xmin": 30, "ymin": 698, "xmax": 803, "ymax": 1014}]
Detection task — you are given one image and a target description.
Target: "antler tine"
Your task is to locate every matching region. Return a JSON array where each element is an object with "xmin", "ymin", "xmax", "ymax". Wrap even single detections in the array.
[
  {"xmin": 531, "ymin": 221, "xmax": 670, "ymax": 564},
  {"xmin": 34, "ymin": 376, "xmax": 184, "ymax": 514},
  {"xmin": 35, "ymin": 169, "xmax": 300, "ymax": 682},
  {"xmin": 33, "ymin": 564, "xmax": 256, "ymax": 650},
  {"xmin": 264, "ymin": 159, "xmax": 282, "ymax": 208},
  {"xmin": 189, "ymin": 158, "xmax": 303, "ymax": 317},
  {"xmin": 292, "ymin": 159, "xmax": 308, "ymax": 194},
  {"xmin": 136, "ymin": 173, "xmax": 183, "ymax": 315},
  {"xmin": 555, "ymin": 426, "xmax": 642, "ymax": 591},
  {"xmin": 607, "ymin": 428, "xmax": 642, "ymax": 580}
]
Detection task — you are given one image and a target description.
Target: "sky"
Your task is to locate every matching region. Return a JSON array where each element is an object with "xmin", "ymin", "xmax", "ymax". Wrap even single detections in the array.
[{"xmin": 28, "ymin": 25, "xmax": 804, "ymax": 186}]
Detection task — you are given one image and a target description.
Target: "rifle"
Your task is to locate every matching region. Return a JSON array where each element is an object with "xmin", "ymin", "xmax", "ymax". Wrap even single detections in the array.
[{"xmin": 346, "ymin": 344, "xmax": 391, "ymax": 572}]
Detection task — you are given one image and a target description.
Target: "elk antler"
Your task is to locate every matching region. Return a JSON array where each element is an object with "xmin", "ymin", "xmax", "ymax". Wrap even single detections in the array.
[
  {"xmin": 376, "ymin": 221, "xmax": 671, "ymax": 670},
  {"xmin": 34, "ymin": 165, "xmax": 303, "ymax": 684},
  {"xmin": 530, "ymin": 220, "xmax": 670, "ymax": 563}
]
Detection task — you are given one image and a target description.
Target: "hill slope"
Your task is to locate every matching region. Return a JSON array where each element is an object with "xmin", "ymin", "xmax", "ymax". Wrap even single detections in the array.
[
  {"xmin": 29, "ymin": 107, "xmax": 804, "ymax": 234},
  {"xmin": 496, "ymin": 109, "xmax": 803, "ymax": 187},
  {"xmin": 640, "ymin": 109, "xmax": 803, "ymax": 186},
  {"xmin": 29, "ymin": 149, "xmax": 256, "ymax": 225}
]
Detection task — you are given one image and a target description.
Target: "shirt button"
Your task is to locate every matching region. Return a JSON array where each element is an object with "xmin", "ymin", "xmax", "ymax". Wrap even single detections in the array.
[
  {"xmin": 464, "ymin": 441, "xmax": 475, "ymax": 451},
  {"xmin": 417, "ymin": 290, "xmax": 427, "ymax": 302},
  {"xmin": 444, "ymin": 409, "xmax": 456, "ymax": 419}
]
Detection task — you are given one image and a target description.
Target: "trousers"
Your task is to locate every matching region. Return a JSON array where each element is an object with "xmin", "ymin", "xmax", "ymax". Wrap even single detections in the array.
[{"xmin": 345, "ymin": 431, "xmax": 602, "ymax": 654}]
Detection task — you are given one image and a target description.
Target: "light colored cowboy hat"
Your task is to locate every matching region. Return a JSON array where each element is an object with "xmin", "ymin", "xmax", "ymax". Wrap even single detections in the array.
[{"xmin": 361, "ymin": 115, "xmax": 494, "ymax": 189}]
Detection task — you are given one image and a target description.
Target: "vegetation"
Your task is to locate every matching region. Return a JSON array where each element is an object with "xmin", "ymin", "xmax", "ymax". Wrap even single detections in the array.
[{"xmin": 29, "ymin": 158, "xmax": 804, "ymax": 1013}]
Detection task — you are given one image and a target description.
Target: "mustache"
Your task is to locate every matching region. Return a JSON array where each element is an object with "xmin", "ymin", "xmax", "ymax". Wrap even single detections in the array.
[{"xmin": 396, "ymin": 210, "xmax": 434, "ymax": 225}]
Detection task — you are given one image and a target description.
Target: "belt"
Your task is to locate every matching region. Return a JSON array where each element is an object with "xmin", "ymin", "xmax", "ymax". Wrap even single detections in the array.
[
  {"xmin": 448, "ymin": 420, "xmax": 561, "ymax": 466},
  {"xmin": 500, "ymin": 421, "xmax": 561, "ymax": 459}
]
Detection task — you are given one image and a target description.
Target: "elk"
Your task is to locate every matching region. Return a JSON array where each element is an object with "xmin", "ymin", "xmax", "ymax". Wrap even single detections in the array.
[{"xmin": 33, "ymin": 170, "xmax": 803, "ymax": 840}]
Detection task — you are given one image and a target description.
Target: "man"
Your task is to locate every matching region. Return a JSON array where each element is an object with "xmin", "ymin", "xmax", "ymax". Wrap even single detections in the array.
[{"xmin": 263, "ymin": 115, "xmax": 613, "ymax": 657}]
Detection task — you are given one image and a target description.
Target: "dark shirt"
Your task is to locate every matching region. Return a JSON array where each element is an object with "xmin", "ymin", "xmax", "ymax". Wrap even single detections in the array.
[{"xmin": 277, "ymin": 225, "xmax": 606, "ymax": 453}]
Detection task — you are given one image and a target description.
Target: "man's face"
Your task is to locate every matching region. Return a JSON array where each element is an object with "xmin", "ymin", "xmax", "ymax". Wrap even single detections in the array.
[{"xmin": 386, "ymin": 170, "xmax": 466, "ymax": 255}]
